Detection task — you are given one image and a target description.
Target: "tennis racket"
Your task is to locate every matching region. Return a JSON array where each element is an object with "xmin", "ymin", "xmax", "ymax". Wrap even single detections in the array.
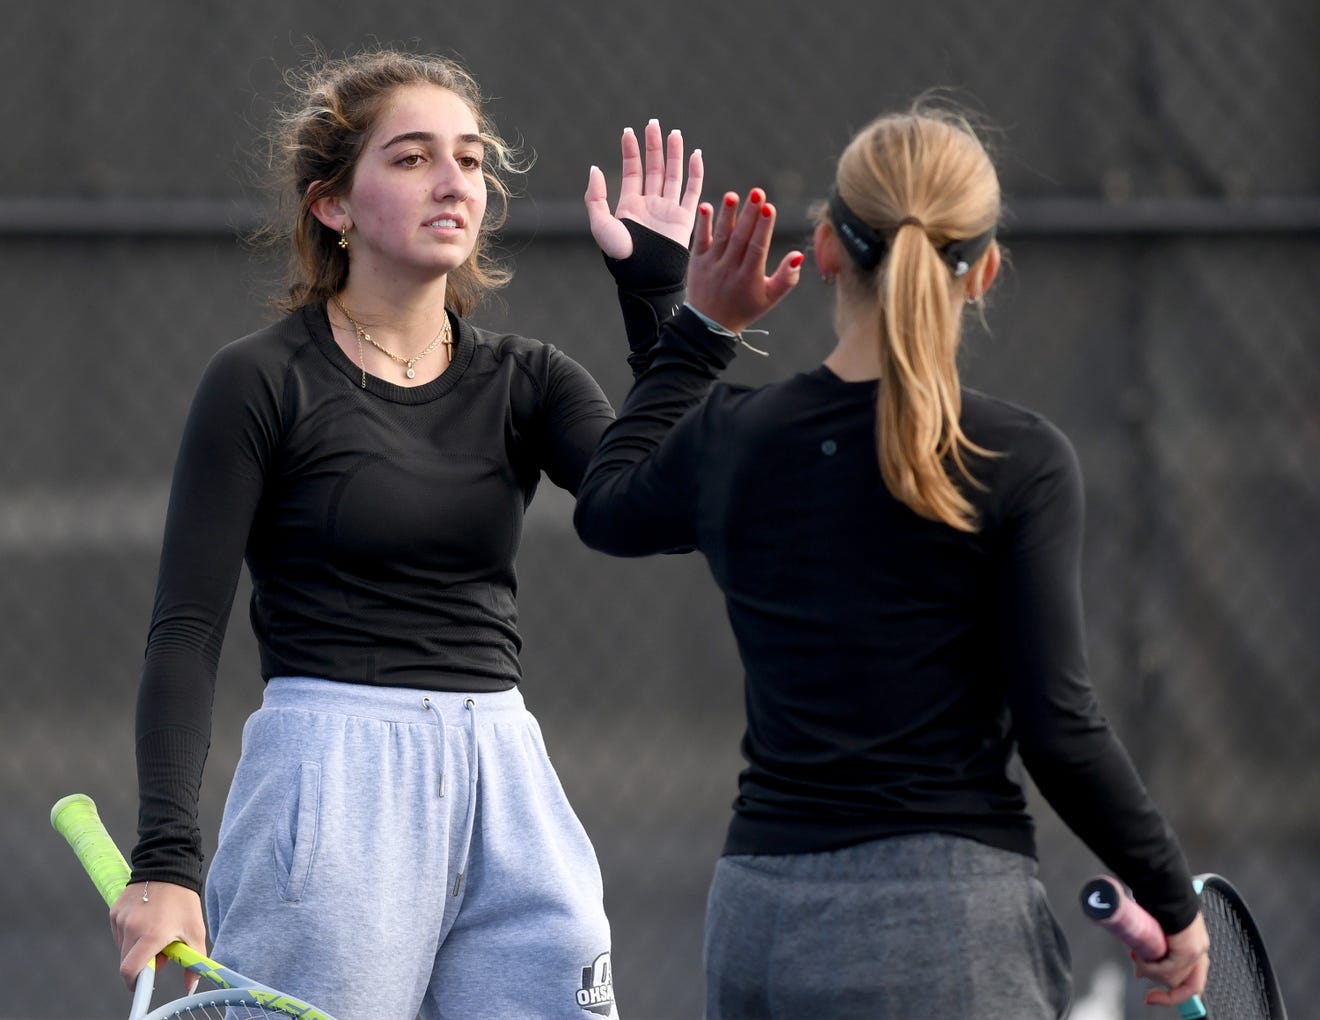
[
  {"xmin": 1081, "ymin": 875, "xmax": 1206, "ymax": 1018},
  {"xmin": 51, "ymin": 793, "xmax": 340, "ymax": 1020},
  {"xmin": 1081, "ymin": 874, "xmax": 1288, "ymax": 1019}
]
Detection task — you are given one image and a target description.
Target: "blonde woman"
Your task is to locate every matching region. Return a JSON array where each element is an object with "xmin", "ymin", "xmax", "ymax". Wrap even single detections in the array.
[
  {"xmin": 106, "ymin": 48, "xmax": 702, "ymax": 1019},
  {"xmin": 574, "ymin": 105, "xmax": 1208, "ymax": 1018}
]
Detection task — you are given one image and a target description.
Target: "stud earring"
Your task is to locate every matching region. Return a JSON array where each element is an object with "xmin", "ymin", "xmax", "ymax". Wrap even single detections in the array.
[{"xmin": 338, "ymin": 225, "xmax": 350, "ymax": 251}]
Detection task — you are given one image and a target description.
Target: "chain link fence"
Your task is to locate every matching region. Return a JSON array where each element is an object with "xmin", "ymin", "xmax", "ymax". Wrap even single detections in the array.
[{"xmin": 3, "ymin": 1, "xmax": 1317, "ymax": 1017}]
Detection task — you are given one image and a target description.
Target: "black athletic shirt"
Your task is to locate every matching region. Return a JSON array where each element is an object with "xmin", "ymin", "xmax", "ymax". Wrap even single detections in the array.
[
  {"xmin": 574, "ymin": 311, "xmax": 1199, "ymax": 933},
  {"xmin": 131, "ymin": 223, "xmax": 689, "ymax": 892}
]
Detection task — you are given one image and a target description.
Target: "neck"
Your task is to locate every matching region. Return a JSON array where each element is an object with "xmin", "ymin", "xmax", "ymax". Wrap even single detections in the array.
[
  {"xmin": 335, "ymin": 268, "xmax": 451, "ymax": 343},
  {"xmin": 329, "ymin": 270, "xmax": 455, "ymax": 387},
  {"xmin": 822, "ymin": 293, "xmax": 882, "ymax": 381}
]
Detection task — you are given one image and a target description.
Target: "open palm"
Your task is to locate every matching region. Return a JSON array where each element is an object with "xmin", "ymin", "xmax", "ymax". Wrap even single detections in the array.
[{"xmin": 585, "ymin": 119, "xmax": 704, "ymax": 259}]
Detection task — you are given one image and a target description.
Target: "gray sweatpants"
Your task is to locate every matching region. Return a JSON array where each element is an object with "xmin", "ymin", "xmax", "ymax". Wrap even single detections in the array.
[
  {"xmin": 205, "ymin": 677, "xmax": 618, "ymax": 1020},
  {"xmin": 703, "ymin": 833, "xmax": 1072, "ymax": 1020}
]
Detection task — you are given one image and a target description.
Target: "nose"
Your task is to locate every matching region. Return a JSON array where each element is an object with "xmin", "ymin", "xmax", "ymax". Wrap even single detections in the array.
[{"xmin": 433, "ymin": 156, "xmax": 471, "ymax": 202}]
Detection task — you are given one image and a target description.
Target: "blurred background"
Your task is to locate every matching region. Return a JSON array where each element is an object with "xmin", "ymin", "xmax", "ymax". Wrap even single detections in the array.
[{"xmin": 2, "ymin": 1, "xmax": 1316, "ymax": 1017}]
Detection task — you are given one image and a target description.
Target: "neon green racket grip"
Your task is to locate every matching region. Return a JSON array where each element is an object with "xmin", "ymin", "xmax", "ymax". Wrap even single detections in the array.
[{"xmin": 51, "ymin": 793, "xmax": 133, "ymax": 907}]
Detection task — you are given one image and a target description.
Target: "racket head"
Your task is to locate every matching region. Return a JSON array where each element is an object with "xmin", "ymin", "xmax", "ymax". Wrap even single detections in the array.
[
  {"xmin": 1195, "ymin": 873, "xmax": 1288, "ymax": 1020},
  {"xmin": 140, "ymin": 987, "xmax": 338, "ymax": 1019}
]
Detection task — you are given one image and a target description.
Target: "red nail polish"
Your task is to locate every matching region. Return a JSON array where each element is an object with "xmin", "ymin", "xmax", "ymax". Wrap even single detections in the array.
[
  {"xmin": 761, "ymin": 203, "xmax": 773, "ymax": 217},
  {"xmin": 749, "ymin": 188, "xmax": 764, "ymax": 204},
  {"xmin": 790, "ymin": 254, "xmax": 804, "ymax": 268},
  {"xmin": 724, "ymin": 194, "xmax": 738, "ymax": 208}
]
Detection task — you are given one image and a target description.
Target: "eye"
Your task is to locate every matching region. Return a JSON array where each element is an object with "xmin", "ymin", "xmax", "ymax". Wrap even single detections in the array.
[
  {"xmin": 397, "ymin": 153, "xmax": 426, "ymax": 168},
  {"xmin": 457, "ymin": 153, "xmax": 484, "ymax": 171}
]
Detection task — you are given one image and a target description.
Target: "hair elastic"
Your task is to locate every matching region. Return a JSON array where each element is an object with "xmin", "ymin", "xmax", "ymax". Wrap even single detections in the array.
[{"xmin": 828, "ymin": 191, "xmax": 996, "ymax": 277}]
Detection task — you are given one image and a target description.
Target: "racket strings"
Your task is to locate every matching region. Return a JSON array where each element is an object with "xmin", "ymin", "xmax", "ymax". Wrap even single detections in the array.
[
  {"xmin": 143, "ymin": 989, "xmax": 332, "ymax": 1020},
  {"xmin": 1199, "ymin": 885, "xmax": 1275, "ymax": 1019},
  {"xmin": 152, "ymin": 1006, "xmax": 296, "ymax": 1019}
]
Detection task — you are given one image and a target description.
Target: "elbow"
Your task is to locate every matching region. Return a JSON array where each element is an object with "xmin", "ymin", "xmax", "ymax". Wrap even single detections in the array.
[
  {"xmin": 572, "ymin": 490, "xmax": 658, "ymax": 559},
  {"xmin": 571, "ymin": 497, "xmax": 609, "ymax": 551},
  {"xmin": 572, "ymin": 489, "xmax": 626, "ymax": 556}
]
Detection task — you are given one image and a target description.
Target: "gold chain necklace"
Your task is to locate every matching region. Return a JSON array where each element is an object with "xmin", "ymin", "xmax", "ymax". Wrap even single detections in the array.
[{"xmin": 331, "ymin": 297, "xmax": 452, "ymax": 385}]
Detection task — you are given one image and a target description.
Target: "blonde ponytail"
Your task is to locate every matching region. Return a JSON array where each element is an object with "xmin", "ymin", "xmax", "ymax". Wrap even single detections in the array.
[
  {"xmin": 878, "ymin": 221, "xmax": 986, "ymax": 531},
  {"xmin": 829, "ymin": 107, "xmax": 1001, "ymax": 532}
]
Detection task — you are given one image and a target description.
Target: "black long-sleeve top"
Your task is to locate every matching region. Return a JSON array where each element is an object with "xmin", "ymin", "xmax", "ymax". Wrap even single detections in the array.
[
  {"xmin": 131, "ymin": 224, "xmax": 688, "ymax": 893},
  {"xmin": 573, "ymin": 310, "xmax": 1199, "ymax": 933}
]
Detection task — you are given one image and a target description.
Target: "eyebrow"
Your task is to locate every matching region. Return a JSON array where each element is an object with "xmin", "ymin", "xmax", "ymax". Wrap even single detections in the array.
[{"xmin": 379, "ymin": 131, "xmax": 483, "ymax": 149}]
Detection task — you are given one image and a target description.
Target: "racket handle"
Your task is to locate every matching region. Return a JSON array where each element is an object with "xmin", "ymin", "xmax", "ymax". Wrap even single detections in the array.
[
  {"xmin": 1081, "ymin": 876, "xmax": 1168, "ymax": 959},
  {"xmin": 1080, "ymin": 876, "xmax": 1206, "ymax": 1020},
  {"xmin": 51, "ymin": 794, "xmax": 132, "ymax": 907}
]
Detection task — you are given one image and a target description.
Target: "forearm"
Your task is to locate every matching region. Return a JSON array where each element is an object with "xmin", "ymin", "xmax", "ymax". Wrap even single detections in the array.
[
  {"xmin": 1023, "ymin": 728, "xmax": 1198, "ymax": 932},
  {"xmin": 131, "ymin": 649, "xmax": 217, "ymax": 892},
  {"xmin": 574, "ymin": 308, "xmax": 735, "ymax": 555},
  {"xmin": 603, "ymin": 219, "xmax": 689, "ymax": 377}
]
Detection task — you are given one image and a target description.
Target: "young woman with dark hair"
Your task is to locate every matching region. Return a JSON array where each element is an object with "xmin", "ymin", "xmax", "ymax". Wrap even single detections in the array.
[{"xmin": 106, "ymin": 48, "xmax": 703, "ymax": 1019}]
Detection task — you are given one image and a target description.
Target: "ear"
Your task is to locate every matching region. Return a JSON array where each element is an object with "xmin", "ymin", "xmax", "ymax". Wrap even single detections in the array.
[
  {"xmin": 968, "ymin": 242, "xmax": 1001, "ymax": 300},
  {"xmin": 309, "ymin": 183, "xmax": 350, "ymax": 232},
  {"xmin": 813, "ymin": 222, "xmax": 843, "ymax": 278}
]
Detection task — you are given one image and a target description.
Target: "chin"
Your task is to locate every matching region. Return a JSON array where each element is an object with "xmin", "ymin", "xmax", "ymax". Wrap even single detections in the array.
[{"xmin": 428, "ymin": 247, "xmax": 477, "ymax": 276}]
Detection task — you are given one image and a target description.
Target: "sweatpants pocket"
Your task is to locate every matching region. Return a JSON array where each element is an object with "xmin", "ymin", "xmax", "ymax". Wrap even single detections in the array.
[
  {"xmin": 274, "ymin": 760, "xmax": 321, "ymax": 902},
  {"xmin": 1030, "ymin": 880, "xmax": 1075, "ymax": 1019}
]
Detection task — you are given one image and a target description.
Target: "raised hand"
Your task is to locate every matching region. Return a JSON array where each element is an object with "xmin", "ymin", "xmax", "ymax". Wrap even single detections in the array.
[
  {"xmin": 686, "ymin": 188, "xmax": 803, "ymax": 337},
  {"xmin": 585, "ymin": 119, "xmax": 704, "ymax": 260}
]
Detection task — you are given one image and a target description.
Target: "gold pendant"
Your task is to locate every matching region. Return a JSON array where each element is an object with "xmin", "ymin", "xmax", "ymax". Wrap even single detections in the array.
[{"xmin": 406, "ymin": 366, "xmax": 416, "ymax": 379}]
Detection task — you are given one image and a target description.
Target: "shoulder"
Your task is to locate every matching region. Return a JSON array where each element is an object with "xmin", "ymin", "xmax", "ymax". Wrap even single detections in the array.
[
  {"xmin": 470, "ymin": 326, "xmax": 553, "ymax": 367},
  {"xmin": 203, "ymin": 308, "xmax": 314, "ymax": 389},
  {"xmin": 962, "ymin": 390, "xmax": 1082, "ymax": 522},
  {"xmin": 963, "ymin": 389, "xmax": 1078, "ymax": 472},
  {"xmin": 705, "ymin": 367, "xmax": 822, "ymax": 412},
  {"xmin": 187, "ymin": 308, "xmax": 317, "ymax": 430},
  {"xmin": 468, "ymin": 325, "xmax": 600, "ymax": 394},
  {"xmin": 696, "ymin": 372, "xmax": 834, "ymax": 434},
  {"xmin": 678, "ymin": 379, "xmax": 760, "ymax": 430}
]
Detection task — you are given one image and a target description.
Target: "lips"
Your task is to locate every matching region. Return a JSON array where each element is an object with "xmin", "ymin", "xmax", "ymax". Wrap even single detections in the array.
[{"xmin": 425, "ymin": 215, "xmax": 463, "ymax": 229}]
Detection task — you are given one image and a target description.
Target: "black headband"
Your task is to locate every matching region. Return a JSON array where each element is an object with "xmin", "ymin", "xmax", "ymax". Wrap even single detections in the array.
[{"xmin": 828, "ymin": 191, "xmax": 996, "ymax": 277}]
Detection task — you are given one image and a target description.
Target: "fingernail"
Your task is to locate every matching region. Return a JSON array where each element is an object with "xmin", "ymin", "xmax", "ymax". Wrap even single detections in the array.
[
  {"xmin": 724, "ymin": 194, "xmax": 738, "ymax": 208},
  {"xmin": 761, "ymin": 203, "xmax": 773, "ymax": 217},
  {"xmin": 699, "ymin": 203, "xmax": 712, "ymax": 216},
  {"xmin": 749, "ymin": 188, "xmax": 764, "ymax": 204},
  {"xmin": 693, "ymin": 148, "xmax": 702, "ymax": 157},
  {"xmin": 648, "ymin": 118, "xmax": 659, "ymax": 127},
  {"xmin": 790, "ymin": 254, "xmax": 804, "ymax": 268},
  {"xmin": 623, "ymin": 127, "xmax": 635, "ymax": 135}
]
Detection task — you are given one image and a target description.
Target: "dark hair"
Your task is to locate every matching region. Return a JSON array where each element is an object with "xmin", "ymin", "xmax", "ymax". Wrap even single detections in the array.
[{"xmin": 259, "ymin": 48, "xmax": 527, "ymax": 314}]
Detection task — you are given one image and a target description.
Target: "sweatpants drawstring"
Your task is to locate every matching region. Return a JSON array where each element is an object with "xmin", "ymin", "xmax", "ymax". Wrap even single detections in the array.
[
  {"xmin": 455, "ymin": 697, "xmax": 479, "ymax": 897},
  {"xmin": 421, "ymin": 696, "xmax": 446, "ymax": 798},
  {"xmin": 421, "ymin": 695, "xmax": 481, "ymax": 898}
]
